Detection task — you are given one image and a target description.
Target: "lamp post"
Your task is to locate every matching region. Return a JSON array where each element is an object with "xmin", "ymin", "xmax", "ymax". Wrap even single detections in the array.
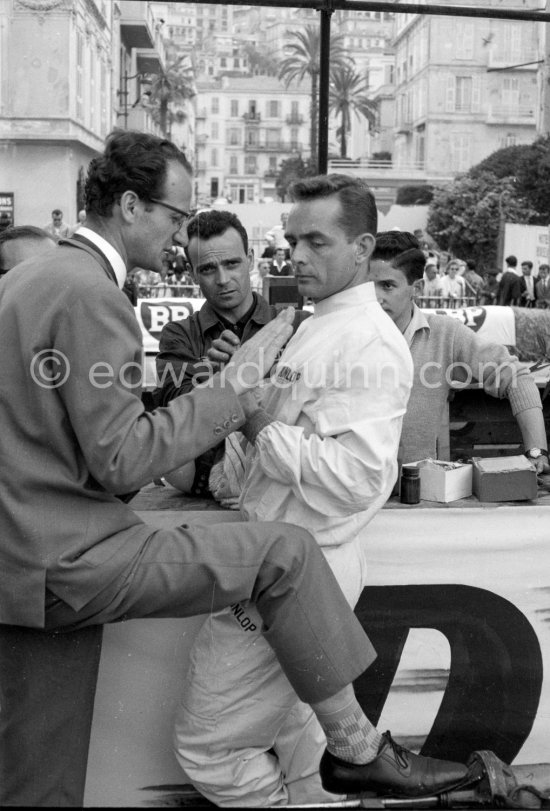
[{"xmin": 497, "ymin": 188, "xmax": 511, "ymax": 273}]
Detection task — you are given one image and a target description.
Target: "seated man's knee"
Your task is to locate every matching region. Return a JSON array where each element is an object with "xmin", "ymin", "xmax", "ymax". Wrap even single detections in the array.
[{"xmin": 267, "ymin": 523, "xmax": 318, "ymax": 571}]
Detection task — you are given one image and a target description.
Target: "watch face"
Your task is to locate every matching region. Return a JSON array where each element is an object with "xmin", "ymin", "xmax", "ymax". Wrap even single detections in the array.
[{"xmin": 528, "ymin": 448, "xmax": 542, "ymax": 459}]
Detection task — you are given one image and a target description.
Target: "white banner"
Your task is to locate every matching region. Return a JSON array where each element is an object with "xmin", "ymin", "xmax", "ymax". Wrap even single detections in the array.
[
  {"xmin": 84, "ymin": 505, "xmax": 550, "ymax": 807},
  {"xmin": 503, "ymin": 223, "xmax": 549, "ymax": 274},
  {"xmin": 135, "ymin": 297, "xmax": 204, "ymax": 389},
  {"xmin": 431, "ymin": 306, "xmax": 516, "ymax": 348}
]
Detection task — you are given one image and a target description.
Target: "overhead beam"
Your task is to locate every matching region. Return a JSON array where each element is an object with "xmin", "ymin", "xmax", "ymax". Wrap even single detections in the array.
[{"xmin": 160, "ymin": 0, "xmax": 550, "ymax": 24}]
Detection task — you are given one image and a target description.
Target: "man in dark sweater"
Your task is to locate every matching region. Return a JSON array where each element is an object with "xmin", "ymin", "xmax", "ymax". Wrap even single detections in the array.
[{"xmin": 154, "ymin": 209, "xmax": 308, "ymax": 496}]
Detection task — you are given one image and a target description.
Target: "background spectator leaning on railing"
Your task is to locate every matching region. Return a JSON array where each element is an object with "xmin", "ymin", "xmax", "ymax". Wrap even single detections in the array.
[{"xmin": 416, "ymin": 255, "xmax": 477, "ymax": 309}]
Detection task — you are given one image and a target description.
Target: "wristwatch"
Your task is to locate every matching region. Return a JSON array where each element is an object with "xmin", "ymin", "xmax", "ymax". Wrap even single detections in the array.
[{"xmin": 525, "ymin": 447, "xmax": 549, "ymax": 460}]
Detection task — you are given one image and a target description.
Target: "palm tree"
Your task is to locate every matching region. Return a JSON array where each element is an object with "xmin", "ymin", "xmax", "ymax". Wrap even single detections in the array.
[
  {"xmin": 278, "ymin": 25, "xmax": 350, "ymax": 161},
  {"xmin": 148, "ymin": 55, "xmax": 196, "ymax": 138},
  {"xmin": 329, "ymin": 65, "xmax": 377, "ymax": 158}
]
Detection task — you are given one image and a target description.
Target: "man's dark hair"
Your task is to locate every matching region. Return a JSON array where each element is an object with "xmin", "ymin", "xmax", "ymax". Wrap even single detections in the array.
[
  {"xmin": 51, "ymin": 209, "xmax": 63, "ymax": 217},
  {"xmin": 185, "ymin": 209, "xmax": 248, "ymax": 263},
  {"xmin": 288, "ymin": 174, "xmax": 377, "ymax": 240},
  {"xmin": 372, "ymin": 231, "xmax": 427, "ymax": 285},
  {"xmin": 84, "ymin": 129, "xmax": 192, "ymax": 218},
  {"xmin": 539, "ymin": 264, "xmax": 549, "ymax": 272},
  {"xmin": 466, "ymin": 259, "xmax": 476, "ymax": 271},
  {"xmin": 521, "ymin": 260, "xmax": 533, "ymax": 270},
  {"xmin": 505, "ymin": 255, "xmax": 518, "ymax": 268},
  {"xmin": 0, "ymin": 226, "xmax": 55, "ymax": 273}
]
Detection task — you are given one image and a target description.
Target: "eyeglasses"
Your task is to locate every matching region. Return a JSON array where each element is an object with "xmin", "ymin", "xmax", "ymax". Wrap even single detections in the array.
[{"xmin": 148, "ymin": 197, "xmax": 191, "ymax": 230}]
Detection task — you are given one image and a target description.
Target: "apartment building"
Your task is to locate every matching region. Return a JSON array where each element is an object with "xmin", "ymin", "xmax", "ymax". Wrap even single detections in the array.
[
  {"xmin": 194, "ymin": 75, "xmax": 312, "ymax": 205},
  {"xmin": 392, "ymin": 0, "xmax": 542, "ymax": 176},
  {"xmin": 0, "ymin": 0, "xmax": 165, "ymax": 226}
]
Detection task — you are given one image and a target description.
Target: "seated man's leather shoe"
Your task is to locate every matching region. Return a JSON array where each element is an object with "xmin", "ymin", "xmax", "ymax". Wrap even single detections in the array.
[{"xmin": 320, "ymin": 731, "xmax": 469, "ymax": 798}]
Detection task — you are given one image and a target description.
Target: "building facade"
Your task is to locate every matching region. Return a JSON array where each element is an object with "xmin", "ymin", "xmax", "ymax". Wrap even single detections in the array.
[
  {"xmin": 0, "ymin": 0, "xmax": 165, "ymax": 227},
  {"xmin": 193, "ymin": 74, "xmax": 312, "ymax": 205},
  {"xmin": 392, "ymin": 0, "xmax": 542, "ymax": 176}
]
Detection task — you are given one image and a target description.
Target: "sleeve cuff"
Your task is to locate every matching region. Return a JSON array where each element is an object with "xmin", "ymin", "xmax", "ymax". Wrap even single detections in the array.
[
  {"xmin": 241, "ymin": 409, "xmax": 274, "ymax": 444},
  {"xmin": 508, "ymin": 375, "xmax": 543, "ymax": 416}
]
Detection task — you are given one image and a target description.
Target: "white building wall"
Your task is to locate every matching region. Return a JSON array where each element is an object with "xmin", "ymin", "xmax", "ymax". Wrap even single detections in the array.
[{"xmin": 392, "ymin": 3, "xmax": 541, "ymax": 178}]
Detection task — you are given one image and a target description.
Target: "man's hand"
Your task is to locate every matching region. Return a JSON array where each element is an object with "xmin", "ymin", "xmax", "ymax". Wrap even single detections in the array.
[
  {"xmin": 207, "ymin": 330, "xmax": 241, "ymax": 370},
  {"xmin": 240, "ymin": 390, "xmax": 263, "ymax": 418},
  {"xmin": 533, "ymin": 455, "xmax": 550, "ymax": 476},
  {"xmin": 220, "ymin": 307, "xmax": 295, "ymax": 396}
]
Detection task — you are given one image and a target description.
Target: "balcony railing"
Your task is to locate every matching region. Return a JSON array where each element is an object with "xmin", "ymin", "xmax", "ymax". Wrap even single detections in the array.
[
  {"xmin": 486, "ymin": 105, "xmax": 536, "ymax": 124},
  {"xmin": 244, "ymin": 140, "xmax": 303, "ymax": 152},
  {"xmin": 195, "ymin": 133, "xmax": 208, "ymax": 144},
  {"xmin": 243, "ymin": 112, "xmax": 261, "ymax": 123},
  {"xmin": 329, "ymin": 158, "xmax": 425, "ymax": 172},
  {"xmin": 286, "ymin": 114, "xmax": 304, "ymax": 125}
]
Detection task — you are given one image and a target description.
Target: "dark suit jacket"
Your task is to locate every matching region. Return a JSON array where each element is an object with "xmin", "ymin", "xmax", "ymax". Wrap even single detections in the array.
[
  {"xmin": 0, "ymin": 241, "xmax": 245, "ymax": 627},
  {"xmin": 518, "ymin": 275, "xmax": 537, "ymax": 307},
  {"xmin": 536, "ymin": 277, "xmax": 550, "ymax": 305},
  {"xmin": 497, "ymin": 270, "xmax": 522, "ymax": 306}
]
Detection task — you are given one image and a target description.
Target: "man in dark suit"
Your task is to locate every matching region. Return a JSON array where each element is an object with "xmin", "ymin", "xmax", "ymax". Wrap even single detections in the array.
[
  {"xmin": 497, "ymin": 254, "xmax": 522, "ymax": 306},
  {"xmin": 519, "ymin": 260, "xmax": 537, "ymax": 308},
  {"xmin": 536, "ymin": 263, "xmax": 550, "ymax": 308},
  {"xmin": 0, "ymin": 130, "xmax": 467, "ymax": 806}
]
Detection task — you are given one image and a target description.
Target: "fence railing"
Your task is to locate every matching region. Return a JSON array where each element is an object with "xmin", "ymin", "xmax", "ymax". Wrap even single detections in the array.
[
  {"xmin": 417, "ymin": 296, "xmax": 478, "ymax": 309},
  {"xmin": 136, "ymin": 283, "xmax": 202, "ymax": 299}
]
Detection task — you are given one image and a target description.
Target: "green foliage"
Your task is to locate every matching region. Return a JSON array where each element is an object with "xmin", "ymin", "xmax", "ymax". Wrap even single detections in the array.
[
  {"xmin": 515, "ymin": 135, "xmax": 550, "ymax": 223},
  {"xmin": 427, "ymin": 173, "xmax": 537, "ymax": 272},
  {"xmin": 468, "ymin": 144, "xmax": 529, "ymax": 179},
  {"xmin": 466, "ymin": 135, "xmax": 550, "ymax": 225},
  {"xmin": 241, "ymin": 43, "xmax": 279, "ymax": 77},
  {"xmin": 396, "ymin": 185, "xmax": 434, "ymax": 206},
  {"xmin": 278, "ymin": 25, "xmax": 350, "ymax": 160},
  {"xmin": 426, "ymin": 135, "xmax": 550, "ymax": 270},
  {"xmin": 275, "ymin": 155, "xmax": 317, "ymax": 202},
  {"xmin": 328, "ymin": 65, "xmax": 376, "ymax": 158},
  {"xmin": 148, "ymin": 56, "xmax": 196, "ymax": 138}
]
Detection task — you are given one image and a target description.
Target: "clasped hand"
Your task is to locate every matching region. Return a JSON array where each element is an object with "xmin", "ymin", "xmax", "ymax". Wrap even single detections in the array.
[{"xmin": 218, "ymin": 307, "xmax": 294, "ymax": 399}]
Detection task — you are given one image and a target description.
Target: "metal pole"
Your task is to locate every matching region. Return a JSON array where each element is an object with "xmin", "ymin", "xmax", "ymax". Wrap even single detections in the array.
[
  {"xmin": 541, "ymin": 0, "xmax": 550, "ymax": 134},
  {"xmin": 123, "ymin": 71, "xmax": 129, "ymax": 129},
  {"xmin": 318, "ymin": 3, "xmax": 333, "ymax": 173}
]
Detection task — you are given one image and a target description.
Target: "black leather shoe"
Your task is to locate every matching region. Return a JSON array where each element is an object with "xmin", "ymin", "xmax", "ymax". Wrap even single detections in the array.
[{"xmin": 320, "ymin": 731, "xmax": 469, "ymax": 798}]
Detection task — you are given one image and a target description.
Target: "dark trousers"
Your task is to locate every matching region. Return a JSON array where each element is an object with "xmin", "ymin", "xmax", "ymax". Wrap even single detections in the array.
[
  {"xmin": 1, "ymin": 520, "xmax": 375, "ymax": 806},
  {"xmin": 0, "ymin": 624, "xmax": 103, "ymax": 806}
]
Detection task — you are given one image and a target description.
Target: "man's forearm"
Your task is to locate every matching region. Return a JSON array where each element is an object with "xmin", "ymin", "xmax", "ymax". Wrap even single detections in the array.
[{"xmin": 515, "ymin": 406, "xmax": 548, "ymax": 452}]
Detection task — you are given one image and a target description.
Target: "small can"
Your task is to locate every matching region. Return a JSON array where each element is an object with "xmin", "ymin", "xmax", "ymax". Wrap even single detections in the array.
[{"xmin": 400, "ymin": 465, "xmax": 421, "ymax": 504}]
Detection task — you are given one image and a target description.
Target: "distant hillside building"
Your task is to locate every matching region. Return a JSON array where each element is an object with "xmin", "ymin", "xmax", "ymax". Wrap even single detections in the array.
[
  {"xmin": 194, "ymin": 74, "xmax": 316, "ymax": 205},
  {"xmin": 392, "ymin": 0, "xmax": 542, "ymax": 176}
]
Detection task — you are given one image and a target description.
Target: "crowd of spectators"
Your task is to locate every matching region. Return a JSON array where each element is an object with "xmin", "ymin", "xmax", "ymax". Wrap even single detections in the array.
[
  {"xmin": 414, "ymin": 247, "xmax": 550, "ymax": 310},
  {"xmin": 4, "ymin": 207, "xmax": 550, "ymax": 315}
]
